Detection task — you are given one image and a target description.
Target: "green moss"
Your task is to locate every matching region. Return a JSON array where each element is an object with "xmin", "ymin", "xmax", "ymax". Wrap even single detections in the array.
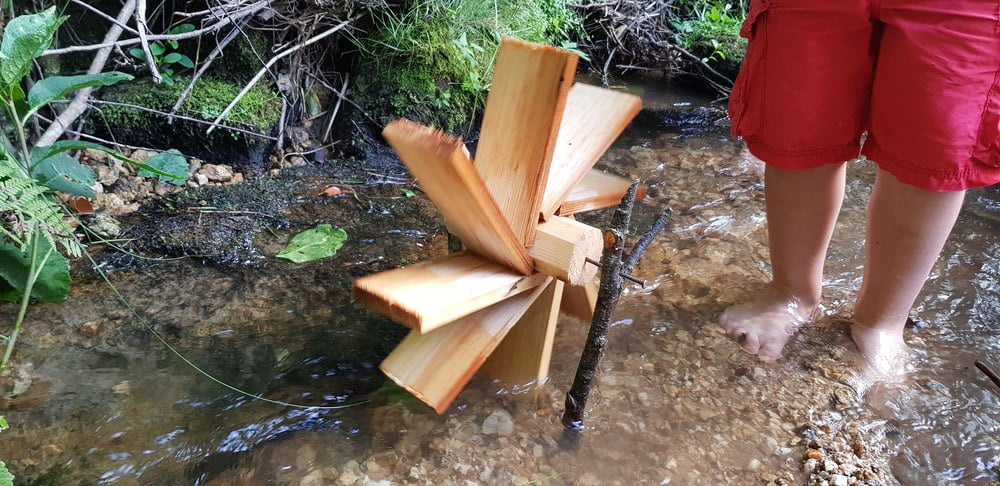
[
  {"xmin": 99, "ymin": 76, "xmax": 281, "ymax": 132},
  {"xmin": 353, "ymin": 0, "xmax": 584, "ymax": 132}
]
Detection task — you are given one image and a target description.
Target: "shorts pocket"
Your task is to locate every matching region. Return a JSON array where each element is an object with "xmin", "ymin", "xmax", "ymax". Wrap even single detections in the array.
[
  {"xmin": 728, "ymin": 0, "xmax": 772, "ymax": 138},
  {"xmin": 974, "ymin": 66, "xmax": 1000, "ymax": 168}
]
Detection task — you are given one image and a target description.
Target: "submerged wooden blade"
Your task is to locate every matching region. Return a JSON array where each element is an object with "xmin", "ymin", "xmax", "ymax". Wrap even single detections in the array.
[
  {"xmin": 480, "ymin": 279, "xmax": 564, "ymax": 387},
  {"xmin": 560, "ymin": 280, "xmax": 598, "ymax": 323},
  {"xmin": 382, "ymin": 119, "xmax": 533, "ymax": 275},
  {"xmin": 556, "ymin": 169, "xmax": 647, "ymax": 216},
  {"xmin": 475, "ymin": 37, "xmax": 578, "ymax": 246},
  {"xmin": 353, "ymin": 252, "xmax": 548, "ymax": 334},
  {"xmin": 540, "ymin": 84, "xmax": 642, "ymax": 217},
  {"xmin": 381, "ymin": 278, "xmax": 553, "ymax": 414}
]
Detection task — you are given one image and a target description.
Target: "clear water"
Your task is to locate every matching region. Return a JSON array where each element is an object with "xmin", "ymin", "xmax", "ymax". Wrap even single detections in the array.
[{"xmin": 1, "ymin": 82, "xmax": 998, "ymax": 485}]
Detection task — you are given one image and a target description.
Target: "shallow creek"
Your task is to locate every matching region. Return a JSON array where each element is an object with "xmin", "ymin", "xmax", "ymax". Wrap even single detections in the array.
[{"xmin": 1, "ymin": 81, "xmax": 998, "ymax": 485}]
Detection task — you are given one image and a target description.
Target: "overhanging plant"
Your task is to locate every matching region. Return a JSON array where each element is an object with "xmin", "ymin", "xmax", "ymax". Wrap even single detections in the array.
[{"xmin": 0, "ymin": 7, "xmax": 189, "ymax": 372}]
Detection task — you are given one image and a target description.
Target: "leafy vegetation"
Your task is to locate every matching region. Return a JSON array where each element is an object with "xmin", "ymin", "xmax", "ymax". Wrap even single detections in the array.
[
  {"xmin": 0, "ymin": 8, "xmax": 188, "ymax": 372},
  {"xmin": 277, "ymin": 224, "xmax": 348, "ymax": 264},
  {"xmin": 127, "ymin": 23, "xmax": 196, "ymax": 87},
  {"xmin": 352, "ymin": 0, "xmax": 585, "ymax": 131},
  {"xmin": 673, "ymin": 1, "xmax": 747, "ymax": 78}
]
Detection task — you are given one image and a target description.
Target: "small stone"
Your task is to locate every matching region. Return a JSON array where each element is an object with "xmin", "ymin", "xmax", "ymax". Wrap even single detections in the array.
[
  {"xmin": 96, "ymin": 165, "xmax": 120, "ymax": 186},
  {"xmin": 111, "ymin": 380, "xmax": 130, "ymax": 395},
  {"xmin": 195, "ymin": 174, "xmax": 209, "ymax": 186},
  {"xmin": 747, "ymin": 458, "xmax": 762, "ymax": 471},
  {"xmin": 199, "ymin": 164, "xmax": 233, "ymax": 183},
  {"xmin": 88, "ymin": 213, "xmax": 121, "ymax": 239},
  {"xmin": 803, "ymin": 459, "xmax": 818, "ymax": 473},
  {"xmin": 82, "ymin": 148, "xmax": 109, "ymax": 161},
  {"xmin": 637, "ymin": 392, "xmax": 651, "ymax": 407},
  {"xmin": 289, "ymin": 155, "xmax": 308, "ymax": 167},
  {"xmin": 481, "ymin": 409, "xmax": 514, "ymax": 437},
  {"xmin": 231, "ymin": 172, "xmax": 245, "ymax": 184},
  {"xmin": 337, "ymin": 460, "xmax": 362, "ymax": 485},
  {"xmin": 153, "ymin": 181, "xmax": 175, "ymax": 196},
  {"xmin": 578, "ymin": 473, "xmax": 601, "ymax": 486},
  {"xmin": 270, "ymin": 168, "xmax": 281, "ymax": 177},
  {"xmin": 830, "ymin": 474, "xmax": 849, "ymax": 486},
  {"xmin": 299, "ymin": 468, "xmax": 337, "ymax": 486},
  {"xmin": 824, "ymin": 459, "xmax": 839, "ymax": 473},
  {"xmin": 79, "ymin": 320, "xmax": 105, "ymax": 337},
  {"xmin": 807, "ymin": 449, "xmax": 824, "ymax": 461},
  {"xmin": 130, "ymin": 149, "xmax": 155, "ymax": 163}
]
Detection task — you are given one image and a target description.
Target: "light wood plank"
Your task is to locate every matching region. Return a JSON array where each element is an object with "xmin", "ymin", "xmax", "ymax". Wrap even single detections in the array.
[
  {"xmin": 528, "ymin": 216, "xmax": 601, "ymax": 286},
  {"xmin": 382, "ymin": 119, "xmax": 533, "ymax": 274},
  {"xmin": 475, "ymin": 37, "xmax": 578, "ymax": 245},
  {"xmin": 556, "ymin": 169, "xmax": 647, "ymax": 216},
  {"xmin": 560, "ymin": 281, "xmax": 598, "ymax": 322},
  {"xmin": 540, "ymin": 84, "xmax": 642, "ymax": 217},
  {"xmin": 480, "ymin": 279, "xmax": 564, "ymax": 387},
  {"xmin": 354, "ymin": 252, "xmax": 548, "ymax": 333},
  {"xmin": 381, "ymin": 278, "xmax": 553, "ymax": 414}
]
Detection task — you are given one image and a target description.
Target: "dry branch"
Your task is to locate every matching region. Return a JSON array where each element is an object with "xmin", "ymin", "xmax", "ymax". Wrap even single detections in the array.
[{"xmin": 134, "ymin": 0, "xmax": 163, "ymax": 84}]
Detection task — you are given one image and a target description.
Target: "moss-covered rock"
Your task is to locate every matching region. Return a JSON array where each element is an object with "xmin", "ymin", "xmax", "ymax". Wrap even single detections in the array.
[
  {"xmin": 95, "ymin": 77, "xmax": 281, "ymax": 176},
  {"xmin": 353, "ymin": 0, "xmax": 584, "ymax": 132}
]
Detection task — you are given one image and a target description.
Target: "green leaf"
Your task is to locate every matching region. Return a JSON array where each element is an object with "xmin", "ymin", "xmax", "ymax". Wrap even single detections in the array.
[
  {"xmin": 137, "ymin": 149, "xmax": 188, "ymax": 185},
  {"xmin": 27, "ymin": 72, "xmax": 133, "ymax": 110},
  {"xmin": 129, "ymin": 47, "xmax": 147, "ymax": 62},
  {"xmin": 176, "ymin": 54, "xmax": 195, "ymax": 69},
  {"xmin": 0, "ymin": 7, "xmax": 66, "ymax": 87},
  {"xmin": 276, "ymin": 224, "xmax": 347, "ymax": 264},
  {"xmin": 0, "ymin": 237, "xmax": 72, "ymax": 303},
  {"xmin": 0, "ymin": 416, "xmax": 7, "ymax": 431},
  {"xmin": 162, "ymin": 52, "xmax": 183, "ymax": 64},
  {"xmin": 0, "ymin": 461, "xmax": 12, "ymax": 486},
  {"xmin": 401, "ymin": 188, "xmax": 415, "ymax": 198},
  {"xmin": 31, "ymin": 152, "xmax": 96, "ymax": 197},
  {"xmin": 168, "ymin": 23, "xmax": 196, "ymax": 35},
  {"xmin": 167, "ymin": 39, "xmax": 179, "ymax": 50},
  {"xmin": 149, "ymin": 42, "xmax": 165, "ymax": 57},
  {"xmin": 31, "ymin": 140, "xmax": 128, "ymax": 168}
]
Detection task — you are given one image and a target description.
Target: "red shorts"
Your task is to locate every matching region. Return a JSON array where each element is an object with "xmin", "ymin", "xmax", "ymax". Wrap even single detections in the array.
[{"xmin": 728, "ymin": 0, "xmax": 1000, "ymax": 192}]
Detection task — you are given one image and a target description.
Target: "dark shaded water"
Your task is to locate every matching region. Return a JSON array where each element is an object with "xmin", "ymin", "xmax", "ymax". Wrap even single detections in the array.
[{"xmin": 1, "ymin": 81, "xmax": 998, "ymax": 485}]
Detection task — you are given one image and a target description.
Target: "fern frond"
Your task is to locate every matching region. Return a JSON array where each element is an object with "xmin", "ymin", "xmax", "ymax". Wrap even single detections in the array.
[{"xmin": 0, "ymin": 155, "xmax": 83, "ymax": 258}]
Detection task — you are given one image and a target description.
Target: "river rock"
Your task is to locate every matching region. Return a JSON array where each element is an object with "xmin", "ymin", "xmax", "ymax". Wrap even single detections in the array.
[
  {"xmin": 199, "ymin": 164, "xmax": 233, "ymax": 183},
  {"xmin": 337, "ymin": 460, "xmax": 362, "ymax": 485},
  {"xmin": 481, "ymin": 409, "xmax": 514, "ymax": 437},
  {"xmin": 88, "ymin": 213, "xmax": 121, "ymax": 239}
]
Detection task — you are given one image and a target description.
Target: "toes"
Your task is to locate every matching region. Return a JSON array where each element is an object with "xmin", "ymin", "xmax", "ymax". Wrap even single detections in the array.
[
  {"xmin": 757, "ymin": 339, "xmax": 785, "ymax": 362},
  {"xmin": 738, "ymin": 328, "xmax": 762, "ymax": 355}
]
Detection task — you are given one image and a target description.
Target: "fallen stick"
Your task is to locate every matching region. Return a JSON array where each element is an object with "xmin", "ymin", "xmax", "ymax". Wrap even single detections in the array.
[
  {"xmin": 35, "ymin": 0, "xmax": 137, "ymax": 147},
  {"xmin": 976, "ymin": 360, "xmax": 1000, "ymax": 391},
  {"xmin": 134, "ymin": 0, "xmax": 163, "ymax": 84},
  {"xmin": 562, "ymin": 183, "xmax": 672, "ymax": 432}
]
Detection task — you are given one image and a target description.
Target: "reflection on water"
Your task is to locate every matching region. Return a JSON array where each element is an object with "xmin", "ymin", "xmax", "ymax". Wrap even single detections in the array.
[{"xmin": 1, "ymin": 82, "xmax": 998, "ymax": 485}]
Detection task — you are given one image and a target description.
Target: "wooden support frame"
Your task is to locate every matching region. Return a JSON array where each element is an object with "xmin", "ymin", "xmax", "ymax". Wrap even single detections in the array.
[
  {"xmin": 560, "ymin": 281, "xmax": 599, "ymax": 323},
  {"xmin": 529, "ymin": 216, "xmax": 601, "ymax": 286}
]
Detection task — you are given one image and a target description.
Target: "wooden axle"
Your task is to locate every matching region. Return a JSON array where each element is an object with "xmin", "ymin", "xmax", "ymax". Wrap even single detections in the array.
[{"xmin": 528, "ymin": 215, "xmax": 601, "ymax": 286}]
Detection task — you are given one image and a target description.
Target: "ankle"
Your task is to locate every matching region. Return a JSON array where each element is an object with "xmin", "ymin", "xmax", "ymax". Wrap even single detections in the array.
[{"xmin": 765, "ymin": 282, "xmax": 820, "ymax": 312}]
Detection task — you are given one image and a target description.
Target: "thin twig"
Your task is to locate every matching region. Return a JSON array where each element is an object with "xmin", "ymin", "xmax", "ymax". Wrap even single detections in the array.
[
  {"xmin": 168, "ymin": 23, "xmax": 245, "ymax": 123},
  {"xmin": 41, "ymin": 8, "xmax": 260, "ymax": 56},
  {"xmin": 206, "ymin": 17, "xmax": 356, "ymax": 134},
  {"xmin": 976, "ymin": 360, "xmax": 1000, "ymax": 391},
  {"xmin": 70, "ymin": 0, "xmax": 140, "ymax": 35},
  {"xmin": 623, "ymin": 209, "xmax": 673, "ymax": 274},
  {"xmin": 36, "ymin": 0, "xmax": 137, "ymax": 146},
  {"xmin": 134, "ymin": 0, "xmax": 163, "ymax": 84},
  {"xmin": 323, "ymin": 73, "xmax": 349, "ymax": 143}
]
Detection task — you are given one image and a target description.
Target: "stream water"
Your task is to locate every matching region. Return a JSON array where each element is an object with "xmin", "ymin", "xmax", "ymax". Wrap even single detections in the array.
[{"xmin": 1, "ymin": 80, "xmax": 998, "ymax": 485}]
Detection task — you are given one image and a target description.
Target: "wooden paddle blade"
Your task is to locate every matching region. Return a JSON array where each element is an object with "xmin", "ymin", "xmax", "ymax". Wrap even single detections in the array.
[
  {"xmin": 382, "ymin": 119, "xmax": 533, "ymax": 275},
  {"xmin": 556, "ymin": 169, "xmax": 647, "ymax": 216},
  {"xmin": 480, "ymin": 279, "xmax": 564, "ymax": 387},
  {"xmin": 380, "ymin": 278, "xmax": 553, "ymax": 414},
  {"xmin": 475, "ymin": 37, "xmax": 578, "ymax": 246},
  {"xmin": 540, "ymin": 84, "xmax": 642, "ymax": 217},
  {"xmin": 560, "ymin": 281, "xmax": 598, "ymax": 322},
  {"xmin": 354, "ymin": 252, "xmax": 549, "ymax": 334}
]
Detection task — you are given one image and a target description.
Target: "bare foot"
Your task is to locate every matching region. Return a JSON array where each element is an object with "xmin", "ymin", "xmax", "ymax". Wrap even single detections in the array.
[
  {"xmin": 718, "ymin": 288, "xmax": 816, "ymax": 362},
  {"xmin": 850, "ymin": 322, "xmax": 910, "ymax": 383}
]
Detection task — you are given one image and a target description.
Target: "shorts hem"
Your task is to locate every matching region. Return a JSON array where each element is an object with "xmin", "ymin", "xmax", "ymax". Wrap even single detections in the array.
[
  {"xmin": 744, "ymin": 136, "xmax": 861, "ymax": 170},
  {"xmin": 862, "ymin": 136, "xmax": 1000, "ymax": 192}
]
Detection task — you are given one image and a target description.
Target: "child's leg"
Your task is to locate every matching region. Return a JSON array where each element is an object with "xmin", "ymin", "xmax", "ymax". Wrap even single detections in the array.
[
  {"xmin": 851, "ymin": 170, "xmax": 965, "ymax": 373},
  {"xmin": 719, "ymin": 161, "xmax": 846, "ymax": 361}
]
